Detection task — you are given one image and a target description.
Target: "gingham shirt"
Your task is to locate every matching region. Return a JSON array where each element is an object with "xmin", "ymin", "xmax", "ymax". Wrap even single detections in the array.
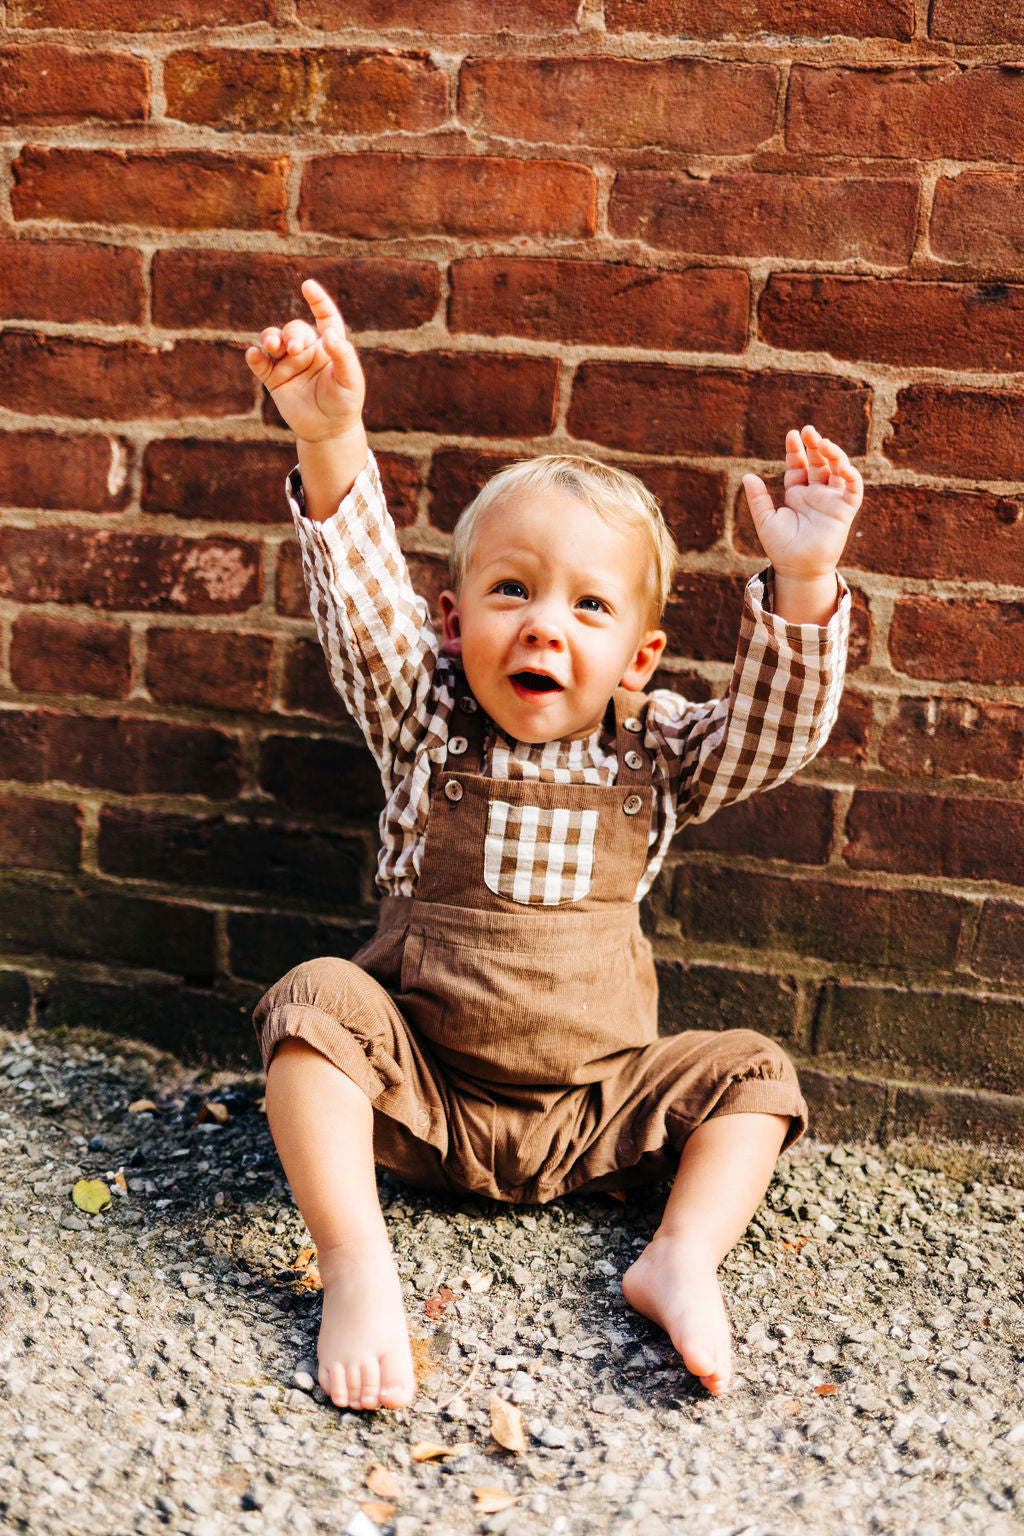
[{"xmin": 290, "ymin": 453, "xmax": 850, "ymax": 904}]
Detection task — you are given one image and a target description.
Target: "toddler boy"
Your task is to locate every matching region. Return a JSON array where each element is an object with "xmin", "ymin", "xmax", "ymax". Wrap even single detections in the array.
[{"xmin": 246, "ymin": 281, "xmax": 862, "ymax": 1412}]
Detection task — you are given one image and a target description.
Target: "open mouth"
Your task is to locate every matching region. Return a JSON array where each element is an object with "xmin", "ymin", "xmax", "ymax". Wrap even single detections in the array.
[{"xmin": 511, "ymin": 671, "xmax": 563, "ymax": 693}]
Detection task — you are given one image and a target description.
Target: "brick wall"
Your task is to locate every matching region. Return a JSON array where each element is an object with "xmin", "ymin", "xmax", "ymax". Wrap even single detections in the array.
[{"xmin": 2, "ymin": 0, "xmax": 1023, "ymax": 1147}]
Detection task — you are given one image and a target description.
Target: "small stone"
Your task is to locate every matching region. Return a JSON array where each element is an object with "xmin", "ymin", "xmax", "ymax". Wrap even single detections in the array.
[
  {"xmin": 535, "ymin": 1422, "xmax": 571, "ymax": 1448},
  {"xmin": 293, "ymin": 1370, "xmax": 316, "ymax": 1392},
  {"xmin": 178, "ymin": 1272, "xmax": 201, "ymax": 1290},
  {"xmin": 591, "ymin": 1395, "xmax": 623, "ymax": 1415},
  {"xmin": 1003, "ymin": 1423, "xmax": 1024, "ymax": 1445}
]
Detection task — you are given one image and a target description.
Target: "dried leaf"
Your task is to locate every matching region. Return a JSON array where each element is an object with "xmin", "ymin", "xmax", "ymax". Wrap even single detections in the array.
[
  {"xmin": 360, "ymin": 1501, "xmax": 395, "ymax": 1523},
  {"xmin": 72, "ymin": 1178, "xmax": 111, "ymax": 1214},
  {"xmin": 365, "ymin": 1463, "xmax": 401, "ymax": 1499},
  {"xmin": 781, "ymin": 1399, "xmax": 802, "ymax": 1415},
  {"xmin": 127, "ymin": 1099, "xmax": 156, "ymax": 1114},
  {"xmin": 489, "ymin": 1393, "xmax": 527, "ymax": 1454},
  {"xmin": 462, "ymin": 1270, "xmax": 493, "ymax": 1293},
  {"xmin": 438, "ymin": 1284, "xmax": 455, "ymax": 1303},
  {"xmin": 205, "ymin": 1100, "xmax": 230, "ymax": 1124},
  {"xmin": 606, "ymin": 1189, "xmax": 627, "ymax": 1203},
  {"xmin": 410, "ymin": 1441, "xmax": 458, "ymax": 1462},
  {"xmin": 296, "ymin": 1266, "xmax": 322, "ymax": 1292},
  {"xmin": 424, "ymin": 1295, "xmax": 446, "ymax": 1321},
  {"xmin": 292, "ymin": 1247, "xmax": 316, "ymax": 1269},
  {"xmin": 780, "ymin": 1236, "xmax": 809, "ymax": 1253},
  {"xmin": 473, "ymin": 1488, "xmax": 518, "ymax": 1514},
  {"xmin": 815, "ymin": 1383, "xmax": 839, "ymax": 1396},
  {"xmin": 409, "ymin": 1336, "xmax": 435, "ymax": 1386},
  {"xmin": 113, "ymin": 1171, "xmax": 128, "ymax": 1194}
]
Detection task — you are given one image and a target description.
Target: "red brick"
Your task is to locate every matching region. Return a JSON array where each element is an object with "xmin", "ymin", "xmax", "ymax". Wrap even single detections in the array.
[
  {"xmin": 12, "ymin": 147, "xmax": 289, "ymax": 234},
  {"xmin": 844, "ymin": 788, "xmax": 1024, "ymax": 886},
  {"xmin": 650, "ymin": 667, "xmax": 713, "ymax": 702},
  {"xmin": 797, "ymin": 1068, "xmax": 888, "ymax": 1144},
  {"xmin": 672, "ymin": 863, "xmax": 963, "ymax": 968},
  {"xmin": 404, "ymin": 553, "xmax": 451, "ymax": 629},
  {"xmin": 607, "ymin": 0, "xmax": 913, "ymax": 38},
  {"xmin": 228, "ymin": 909, "xmax": 375, "ymax": 986},
  {"xmin": 459, "ymin": 57, "xmax": 779, "ymax": 152},
  {"xmin": 364, "ymin": 351, "xmax": 559, "ymax": 439},
  {"xmin": 930, "ymin": 1, "xmax": 1024, "ymax": 43},
  {"xmin": 0, "ymin": 44, "xmax": 148, "ymax": 125},
  {"xmin": 568, "ymin": 362, "xmax": 871, "ymax": 458},
  {"xmin": 0, "ymin": 240, "xmax": 144, "ymax": 325},
  {"xmin": 819, "ymin": 687, "xmax": 871, "ymax": 766},
  {"xmin": 889, "ymin": 1082, "xmax": 1024, "ymax": 1149},
  {"xmin": 0, "ymin": 527, "xmax": 261, "ymax": 614},
  {"xmin": 448, "ymin": 259, "xmax": 748, "ymax": 353},
  {"xmin": 728, "ymin": 525, "xmax": 875, "ymax": 672},
  {"xmin": 152, "ymin": 250, "xmax": 438, "ymax": 333},
  {"xmin": 142, "ymin": 440, "xmax": 297, "ymax": 525},
  {"xmin": 611, "ymin": 172, "xmax": 918, "ymax": 266},
  {"xmin": 0, "ymin": 334, "xmax": 252, "ymax": 422},
  {"xmin": 663, "ymin": 572, "xmax": 749, "ymax": 662},
  {"xmin": 10, "ymin": 0, "xmax": 273, "ymax": 26},
  {"xmin": 0, "ymin": 431, "xmax": 130, "ymax": 513},
  {"xmin": 275, "ymin": 541, "xmax": 309, "ymax": 619},
  {"xmin": 889, "ymin": 597, "xmax": 1024, "ymax": 687},
  {"xmin": 297, "ymin": 0, "xmax": 579, "ymax": 29},
  {"xmin": 0, "ymin": 710, "xmax": 244, "ymax": 799},
  {"xmin": 761, "ymin": 275, "xmax": 1024, "ymax": 372},
  {"xmin": 10, "ymin": 615, "xmax": 132, "ymax": 700},
  {"xmin": 886, "ymin": 385, "xmax": 1024, "ymax": 480},
  {"xmin": 880, "ymin": 697, "xmax": 1024, "ymax": 782},
  {"xmin": 165, "ymin": 47, "xmax": 447, "ymax": 134},
  {"xmin": 656, "ymin": 960, "xmax": 802, "ymax": 1044},
  {"xmin": 972, "ymin": 900, "xmax": 1024, "ymax": 985},
  {"xmin": 675, "ymin": 781, "xmax": 836, "ymax": 863},
  {"xmin": 300, "ymin": 154, "xmax": 597, "ymax": 240},
  {"xmin": 0, "ymin": 879, "xmax": 216, "ymax": 977},
  {"xmin": 0, "ymin": 794, "xmax": 81, "ymax": 873},
  {"xmin": 146, "ymin": 630, "xmax": 275, "ymax": 713},
  {"xmin": 427, "ymin": 449, "xmax": 515, "ymax": 534},
  {"xmin": 281, "ymin": 639, "xmax": 345, "ymax": 720},
  {"xmin": 931, "ymin": 173, "xmax": 1024, "ymax": 269},
  {"xmin": 259, "ymin": 735, "xmax": 383, "ymax": 816},
  {"xmin": 837, "ymin": 484, "xmax": 1024, "ymax": 585},
  {"xmin": 788, "ymin": 64, "xmax": 1024, "ymax": 163},
  {"xmin": 371, "ymin": 454, "xmax": 419, "ymax": 529}
]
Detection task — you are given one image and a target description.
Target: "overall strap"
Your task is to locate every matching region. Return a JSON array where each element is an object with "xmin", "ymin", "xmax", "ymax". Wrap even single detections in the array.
[
  {"xmin": 612, "ymin": 688, "xmax": 653, "ymax": 788},
  {"xmin": 444, "ymin": 680, "xmax": 487, "ymax": 775}
]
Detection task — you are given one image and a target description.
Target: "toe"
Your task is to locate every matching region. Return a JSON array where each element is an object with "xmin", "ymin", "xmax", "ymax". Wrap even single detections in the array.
[
  {"xmin": 358, "ymin": 1359, "xmax": 382, "ymax": 1411},
  {"xmin": 322, "ymin": 1363, "xmax": 349, "ymax": 1409}
]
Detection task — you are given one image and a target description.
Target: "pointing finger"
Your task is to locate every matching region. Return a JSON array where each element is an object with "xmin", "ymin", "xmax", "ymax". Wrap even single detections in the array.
[{"xmin": 301, "ymin": 278, "xmax": 346, "ymax": 340}]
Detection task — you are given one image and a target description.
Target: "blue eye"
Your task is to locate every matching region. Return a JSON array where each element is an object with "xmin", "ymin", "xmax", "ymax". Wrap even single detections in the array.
[
  {"xmin": 577, "ymin": 596, "xmax": 607, "ymax": 612},
  {"xmin": 496, "ymin": 581, "xmax": 527, "ymax": 598}
]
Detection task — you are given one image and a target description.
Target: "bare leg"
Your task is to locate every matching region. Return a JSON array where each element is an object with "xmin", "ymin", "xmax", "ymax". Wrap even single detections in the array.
[
  {"xmin": 621, "ymin": 1111, "xmax": 789, "ymax": 1395},
  {"xmin": 264, "ymin": 1037, "xmax": 415, "ymax": 1410}
]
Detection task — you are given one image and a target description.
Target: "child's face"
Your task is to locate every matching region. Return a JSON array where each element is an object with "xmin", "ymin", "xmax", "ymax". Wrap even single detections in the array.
[{"xmin": 439, "ymin": 491, "xmax": 666, "ymax": 743}]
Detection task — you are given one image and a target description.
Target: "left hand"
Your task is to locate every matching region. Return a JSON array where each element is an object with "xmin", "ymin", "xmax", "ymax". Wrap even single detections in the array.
[{"xmin": 742, "ymin": 423, "xmax": 863, "ymax": 584}]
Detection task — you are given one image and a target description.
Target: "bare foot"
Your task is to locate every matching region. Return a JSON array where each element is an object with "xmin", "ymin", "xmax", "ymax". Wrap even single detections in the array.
[
  {"xmin": 621, "ymin": 1233, "xmax": 732, "ymax": 1394},
  {"xmin": 315, "ymin": 1231, "xmax": 416, "ymax": 1410}
]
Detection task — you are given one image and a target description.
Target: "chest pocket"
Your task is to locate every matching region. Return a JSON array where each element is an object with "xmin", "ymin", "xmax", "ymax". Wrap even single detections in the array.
[{"xmin": 482, "ymin": 799, "xmax": 599, "ymax": 906}]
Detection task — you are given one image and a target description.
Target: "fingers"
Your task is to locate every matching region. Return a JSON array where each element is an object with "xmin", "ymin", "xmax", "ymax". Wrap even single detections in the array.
[
  {"xmin": 301, "ymin": 277, "xmax": 346, "ymax": 340},
  {"xmin": 782, "ymin": 425, "xmax": 863, "ymax": 507},
  {"xmin": 741, "ymin": 472, "xmax": 776, "ymax": 522}
]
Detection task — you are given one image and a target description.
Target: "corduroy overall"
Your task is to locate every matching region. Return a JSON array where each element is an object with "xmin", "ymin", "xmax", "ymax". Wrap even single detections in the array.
[{"xmin": 255, "ymin": 688, "xmax": 807, "ymax": 1203}]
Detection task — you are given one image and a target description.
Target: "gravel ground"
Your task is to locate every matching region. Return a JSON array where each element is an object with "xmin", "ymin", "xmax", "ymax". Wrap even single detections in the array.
[{"xmin": 1, "ymin": 1023, "xmax": 1023, "ymax": 1536}]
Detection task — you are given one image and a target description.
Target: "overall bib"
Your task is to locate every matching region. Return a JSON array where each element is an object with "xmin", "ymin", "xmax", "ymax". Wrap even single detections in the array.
[{"xmin": 255, "ymin": 689, "xmax": 807, "ymax": 1204}]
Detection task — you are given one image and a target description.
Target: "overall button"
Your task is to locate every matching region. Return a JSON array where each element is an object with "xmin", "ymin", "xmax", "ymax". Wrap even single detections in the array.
[
  {"xmin": 623, "ymin": 749, "xmax": 644, "ymax": 770},
  {"xmin": 458, "ymin": 696, "xmax": 478, "ymax": 713},
  {"xmin": 444, "ymin": 780, "xmax": 464, "ymax": 802},
  {"xmin": 448, "ymin": 736, "xmax": 468, "ymax": 755},
  {"xmin": 623, "ymin": 716, "xmax": 643, "ymax": 733},
  {"xmin": 623, "ymin": 794, "xmax": 643, "ymax": 815}
]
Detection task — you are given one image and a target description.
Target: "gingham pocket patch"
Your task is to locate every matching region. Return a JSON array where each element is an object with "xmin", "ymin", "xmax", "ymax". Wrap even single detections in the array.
[{"xmin": 483, "ymin": 799, "xmax": 598, "ymax": 906}]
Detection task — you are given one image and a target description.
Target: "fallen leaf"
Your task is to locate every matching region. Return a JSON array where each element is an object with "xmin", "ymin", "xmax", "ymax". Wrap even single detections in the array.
[
  {"xmin": 113, "ymin": 1171, "xmax": 128, "ymax": 1194},
  {"xmin": 292, "ymin": 1247, "xmax": 316, "ymax": 1268},
  {"xmin": 815, "ymin": 1383, "xmax": 839, "ymax": 1396},
  {"xmin": 473, "ymin": 1488, "xmax": 518, "ymax": 1514},
  {"xmin": 72, "ymin": 1178, "xmax": 111, "ymax": 1214},
  {"xmin": 409, "ymin": 1336, "xmax": 435, "ymax": 1385},
  {"xmin": 606, "ymin": 1189, "xmax": 627, "ymax": 1203},
  {"xmin": 410, "ymin": 1441, "xmax": 458, "ymax": 1462},
  {"xmin": 296, "ymin": 1266, "xmax": 322, "ymax": 1292},
  {"xmin": 196, "ymin": 1100, "xmax": 229, "ymax": 1125},
  {"xmin": 781, "ymin": 1399, "xmax": 802, "ymax": 1415},
  {"xmin": 462, "ymin": 1270, "xmax": 493, "ymax": 1293},
  {"xmin": 127, "ymin": 1099, "xmax": 156, "ymax": 1114},
  {"xmin": 360, "ymin": 1501, "xmax": 395, "ymax": 1523},
  {"xmin": 438, "ymin": 1284, "xmax": 455, "ymax": 1303},
  {"xmin": 780, "ymin": 1236, "xmax": 809, "ymax": 1253},
  {"xmin": 365, "ymin": 1463, "xmax": 401, "ymax": 1499},
  {"xmin": 489, "ymin": 1393, "xmax": 527, "ymax": 1454}
]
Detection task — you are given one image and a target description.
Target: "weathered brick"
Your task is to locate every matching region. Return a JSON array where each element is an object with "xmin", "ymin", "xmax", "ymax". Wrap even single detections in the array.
[
  {"xmin": 364, "ymin": 351, "xmax": 559, "ymax": 439},
  {"xmin": 165, "ymin": 48, "xmax": 447, "ymax": 134},
  {"xmin": 837, "ymin": 484, "xmax": 1024, "ymax": 585},
  {"xmin": 459, "ymin": 57, "xmax": 779, "ymax": 152},
  {"xmin": 152, "ymin": 250, "xmax": 438, "ymax": 334},
  {"xmin": 142, "ymin": 439, "xmax": 296, "ymax": 525},
  {"xmin": 650, "ymin": 666, "xmax": 713, "ymax": 702},
  {"xmin": 258, "ymin": 735, "xmax": 384, "ymax": 817},
  {"xmin": 10, "ymin": 0, "xmax": 273, "ymax": 27},
  {"xmin": 0, "ymin": 527, "xmax": 261, "ymax": 614},
  {"xmin": 297, "ymin": 0, "xmax": 579, "ymax": 29},
  {"xmin": 930, "ymin": 1, "xmax": 1024, "ymax": 43},
  {"xmin": 568, "ymin": 363, "xmax": 870, "ymax": 457},
  {"xmin": 146, "ymin": 630, "xmax": 275, "ymax": 713},
  {"xmin": 0, "ymin": 710, "xmax": 244, "ymax": 799},
  {"xmin": 607, "ymin": 0, "xmax": 913, "ymax": 38},
  {"xmin": 819, "ymin": 688, "xmax": 871, "ymax": 766},
  {"xmin": 98, "ymin": 807, "xmax": 366, "ymax": 907},
  {"xmin": 11, "ymin": 615, "xmax": 132, "ymax": 700},
  {"xmin": 0, "ymin": 334, "xmax": 253, "ymax": 422},
  {"xmin": 448, "ymin": 259, "xmax": 748, "ymax": 353},
  {"xmin": 881, "ymin": 697, "xmax": 1024, "ymax": 782},
  {"xmin": 0, "ymin": 43, "xmax": 148, "ymax": 125},
  {"xmin": 403, "ymin": 553, "xmax": 451, "ymax": 628},
  {"xmin": 761, "ymin": 274, "xmax": 1024, "ymax": 372},
  {"xmin": 656, "ymin": 958, "xmax": 801, "ymax": 1045},
  {"xmin": 376, "ymin": 455, "xmax": 421, "ymax": 529},
  {"xmin": 611, "ymin": 172, "xmax": 918, "ymax": 266},
  {"xmin": 813, "ymin": 979, "xmax": 1024, "ymax": 1095},
  {"xmin": 788, "ymin": 64, "xmax": 1024, "ymax": 163},
  {"xmin": 0, "ymin": 878, "xmax": 216, "ymax": 977},
  {"xmin": 886, "ymin": 385, "xmax": 1024, "ymax": 480},
  {"xmin": 300, "ymin": 154, "xmax": 597, "ymax": 240},
  {"xmin": 674, "ymin": 781, "xmax": 836, "ymax": 863},
  {"xmin": 12, "ymin": 147, "xmax": 289, "ymax": 233},
  {"xmin": 889, "ymin": 1082, "xmax": 1024, "ymax": 1149},
  {"xmin": 427, "ymin": 448, "xmax": 523, "ymax": 534},
  {"xmin": 972, "ymin": 899, "xmax": 1024, "ymax": 985},
  {"xmin": 227, "ymin": 909, "xmax": 376, "ymax": 986},
  {"xmin": 844, "ymin": 788, "xmax": 1024, "ymax": 886},
  {"xmin": 931, "ymin": 173, "xmax": 1024, "ymax": 268},
  {"xmin": 0, "ymin": 431, "xmax": 130, "ymax": 513},
  {"xmin": 0, "ymin": 794, "xmax": 81, "ymax": 872},
  {"xmin": 0, "ymin": 240, "xmax": 143, "ymax": 325},
  {"xmin": 0, "ymin": 970, "xmax": 31, "ymax": 1031},
  {"xmin": 275, "ymin": 541, "xmax": 309, "ymax": 620},
  {"xmin": 663, "ymin": 572, "xmax": 749, "ymax": 662},
  {"xmin": 796, "ymin": 1067, "xmax": 888, "ymax": 1144},
  {"xmin": 280, "ymin": 639, "xmax": 345, "ymax": 720},
  {"xmin": 672, "ymin": 863, "xmax": 964, "ymax": 969},
  {"xmin": 889, "ymin": 597, "xmax": 1024, "ymax": 687},
  {"xmin": 34, "ymin": 975, "xmax": 259, "ymax": 1068}
]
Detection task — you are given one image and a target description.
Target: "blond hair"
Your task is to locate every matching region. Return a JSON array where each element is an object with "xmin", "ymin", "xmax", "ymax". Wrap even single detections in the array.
[{"xmin": 448, "ymin": 455, "xmax": 679, "ymax": 623}]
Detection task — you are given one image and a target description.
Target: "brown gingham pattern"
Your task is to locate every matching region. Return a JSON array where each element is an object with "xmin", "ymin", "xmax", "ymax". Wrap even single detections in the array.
[
  {"xmin": 483, "ymin": 799, "xmax": 600, "ymax": 905},
  {"xmin": 289, "ymin": 454, "xmax": 850, "ymax": 903}
]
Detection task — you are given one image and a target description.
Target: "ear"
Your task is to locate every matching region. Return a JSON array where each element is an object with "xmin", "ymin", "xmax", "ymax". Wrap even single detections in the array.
[
  {"xmin": 620, "ymin": 629, "xmax": 666, "ymax": 691},
  {"xmin": 439, "ymin": 589, "xmax": 462, "ymax": 658}
]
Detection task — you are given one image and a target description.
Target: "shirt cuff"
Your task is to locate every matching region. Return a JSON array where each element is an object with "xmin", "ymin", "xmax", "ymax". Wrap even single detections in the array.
[
  {"xmin": 286, "ymin": 449, "xmax": 381, "ymax": 531},
  {"xmin": 747, "ymin": 567, "xmax": 850, "ymax": 642}
]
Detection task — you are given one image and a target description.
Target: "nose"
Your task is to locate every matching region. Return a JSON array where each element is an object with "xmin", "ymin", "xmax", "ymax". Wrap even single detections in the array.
[{"xmin": 520, "ymin": 607, "xmax": 565, "ymax": 648}]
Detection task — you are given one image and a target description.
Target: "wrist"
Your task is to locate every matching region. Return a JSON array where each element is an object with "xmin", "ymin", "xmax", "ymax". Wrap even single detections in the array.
[{"xmin": 770, "ymin": 568, "xmax": 840, "ymax": 626}]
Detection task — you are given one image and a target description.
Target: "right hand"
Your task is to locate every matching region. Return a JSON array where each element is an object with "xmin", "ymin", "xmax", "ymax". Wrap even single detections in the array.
[{"xmin": 245, "ymin": 279, "xmax": 365, "ymax": 445}]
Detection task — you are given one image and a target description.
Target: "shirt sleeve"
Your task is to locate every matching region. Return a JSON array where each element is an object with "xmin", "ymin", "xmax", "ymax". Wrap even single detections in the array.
[
  {"xmin": 287, "ymin": 452, "xmax": 444, "ymax": 787},
  {"xmin": 647, "ymin": 567, "xmax": 850, "ymax": 830}
]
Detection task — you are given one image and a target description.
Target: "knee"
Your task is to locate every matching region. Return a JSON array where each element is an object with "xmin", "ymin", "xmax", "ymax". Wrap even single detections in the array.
[
  {"xmin": 713, "ymin": 1028, "xmax": 798, "ymax": 1088},
  {"xmin": 254, "ymin": 956, "xmax": 366, "ymax": 1024}
]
